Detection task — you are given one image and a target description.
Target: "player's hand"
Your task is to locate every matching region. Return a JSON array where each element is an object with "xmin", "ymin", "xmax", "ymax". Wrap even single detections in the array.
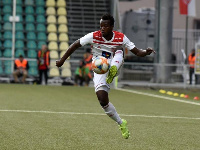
[
  {"xmin": 146, "ymin": 47, "xmax": 156, "ymax": 55},
  {"xmin": 56, "ymin": 60, "xmax": 64, "ymax": 67}
]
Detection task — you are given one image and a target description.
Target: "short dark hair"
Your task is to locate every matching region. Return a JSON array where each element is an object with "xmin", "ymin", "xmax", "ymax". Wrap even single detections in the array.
[{"xmin": 101, "ymin": 13, "xmax": 115, "ymax": 26}]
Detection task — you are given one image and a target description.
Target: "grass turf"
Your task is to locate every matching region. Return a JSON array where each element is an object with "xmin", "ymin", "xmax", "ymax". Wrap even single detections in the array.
[{"xmin": 0, "ymin": 84, "xmax": 200, "ymax": 150}]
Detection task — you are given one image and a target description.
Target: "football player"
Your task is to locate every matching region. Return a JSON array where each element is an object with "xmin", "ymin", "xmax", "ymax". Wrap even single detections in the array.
[{"xmin": 56, "ymin": 14, "xmax": 155, "ymax": 139}]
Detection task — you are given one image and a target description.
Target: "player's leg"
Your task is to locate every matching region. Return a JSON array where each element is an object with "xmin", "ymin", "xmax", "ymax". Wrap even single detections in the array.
[
  {"xmin": 96, "ymin": 88, "xmax": 122, "ymax": 125},
  {"xmin": 94, "ymin": 72, "xmax": 130, "ymax": 139},
  {"xmin": 107, "ymin": 49, "xmax": 124, "ymax": 84}
]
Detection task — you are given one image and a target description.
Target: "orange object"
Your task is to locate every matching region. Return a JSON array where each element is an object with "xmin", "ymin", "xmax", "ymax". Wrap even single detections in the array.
[
  {"xmin": 15, "ymin": 59, "xmax": 28, "ymax": 69},
  {"xmin": 188, "ymin": 54, "xmax": 195, "ymax": 68},
  {"xmin": 193, "ymin": 96, "xmax": 199, "ymax": 100},
  {"xmin": 84, "ymin": 53, "xmax": 93, "ymax": 70},
  {"xmin": 184, "ymin": 95, "xmax": 189, "ymax": 98}
]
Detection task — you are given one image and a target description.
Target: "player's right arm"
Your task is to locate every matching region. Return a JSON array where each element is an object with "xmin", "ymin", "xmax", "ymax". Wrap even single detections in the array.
[
  {"xmin": 56, "ymin": 32, "xmax": 93, "ymax": 67},
  {"xmin": 56, "ymin": 40, "xmax": 81, "ymax": 67}
]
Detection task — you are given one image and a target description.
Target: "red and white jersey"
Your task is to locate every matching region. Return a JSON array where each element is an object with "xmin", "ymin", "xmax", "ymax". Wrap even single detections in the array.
[{"xmin": 80, "ymin": 30, "xmax": 135, "ymax": 59}]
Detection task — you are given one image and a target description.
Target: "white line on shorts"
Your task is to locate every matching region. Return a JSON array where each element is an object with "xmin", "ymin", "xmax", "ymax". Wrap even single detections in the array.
[
  {"xmin": 116, "ymin": 88, "xmax": 200, "ymax": 106},
  {"xmin": 0, "ymin": 109, "xmax": 199, "ymax": 120}
]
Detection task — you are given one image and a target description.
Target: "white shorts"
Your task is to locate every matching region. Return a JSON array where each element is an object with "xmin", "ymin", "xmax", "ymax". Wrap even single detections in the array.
[
  {"xmin": 93, "ymin": 72, "xmax": 110, "ymax": 92},
  {"xmin": 93, "ymin": 50, "xmax": 124, "ymax": 92}
]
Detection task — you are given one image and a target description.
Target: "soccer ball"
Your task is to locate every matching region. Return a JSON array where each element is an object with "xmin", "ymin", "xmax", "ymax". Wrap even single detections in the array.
[{"xmin": 92, "ymin": 56, "xmax": 110, "ymax": 74}]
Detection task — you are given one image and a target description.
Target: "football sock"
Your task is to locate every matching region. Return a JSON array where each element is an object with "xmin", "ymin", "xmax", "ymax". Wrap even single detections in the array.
[
  {"xmin": 103, "ymin": 102, "xmax": 123, "ymax": 125},
  {"xmin": 111, "ymin": 50, "xmax": 123, "ymax": 70}
]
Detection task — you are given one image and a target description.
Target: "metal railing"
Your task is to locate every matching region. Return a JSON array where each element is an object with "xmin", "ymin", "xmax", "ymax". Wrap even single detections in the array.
[
  {"xmin": 120, "ymin": 62, "xmax": 200, "ymax": 87},
  {"xmin": 173, "ymin": 29, "xmax": 200, "ymax": 64}
]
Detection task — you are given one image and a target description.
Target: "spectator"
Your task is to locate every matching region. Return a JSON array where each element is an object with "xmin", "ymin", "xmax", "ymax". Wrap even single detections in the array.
[
  {"xmin": 13, "ymin": 55, "xmax": 29, "ymax": 83},
  {"xmin": 74, "ymin": 60, "xmax": 92, "ymax": 86},
  {"xmin": 37, "ymin": 45, "xmax": 50, "ymax": 85},
  {"xmin": 188, "ymin": 49, "xmax": 198, "ymax": 84},
  {"xmin": 83, "ymin": 48, "xmax": 93, "ymax": 70}
]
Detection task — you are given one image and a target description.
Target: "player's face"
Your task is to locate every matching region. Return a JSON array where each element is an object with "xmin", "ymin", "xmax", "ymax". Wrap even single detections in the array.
[{"xmin": 100, "ymin": 20, "xmax": 113, "ymax": 37}]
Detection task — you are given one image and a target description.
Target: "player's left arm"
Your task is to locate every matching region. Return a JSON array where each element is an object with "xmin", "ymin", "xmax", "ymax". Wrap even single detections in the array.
[
  {"xmin": 123, "ymin": 35, "xmax": 156, "ymax": 57},
  {"xmin": 130, "ymin": 47, "xmax": 156, "ymax": 57}
]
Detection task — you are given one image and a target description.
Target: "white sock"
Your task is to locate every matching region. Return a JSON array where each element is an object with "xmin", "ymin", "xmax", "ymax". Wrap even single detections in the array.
[
  {"xmin": 103, "ymin": 102, "xmax": 122, "ymax": 125},
  {"xmin": 111, "ymin": 50, "xmax": 124, "ymax": 70}
]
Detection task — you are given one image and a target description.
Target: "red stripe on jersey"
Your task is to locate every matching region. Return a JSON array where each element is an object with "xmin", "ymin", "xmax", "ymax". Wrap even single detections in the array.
[
  {"xmin": 93, "ymin": 31, "xmax": 104, "ymax": 41},
  {"xmin": 113, "ymin": 31, "xmax": 124, "ymax": 42},
  {"xmin": 93, "ymin": 30, "xmax": 125, "ymax": 43},
  {"xmin": 93, "ymin": 41, "xmax": 122, "ymax": 46}
]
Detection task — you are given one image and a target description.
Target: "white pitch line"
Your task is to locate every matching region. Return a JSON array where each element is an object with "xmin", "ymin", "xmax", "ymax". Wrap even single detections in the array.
[
  {"xmin": 0, "ymin": 109, "xmax": 200, "ymax": 120},
  {"xmin": 120, "ymin": 114, "xmax": 200, "ymax": 120},
  {"xmin": 116, "ymin": 88, "xmax": 200, "ymax": 106}
]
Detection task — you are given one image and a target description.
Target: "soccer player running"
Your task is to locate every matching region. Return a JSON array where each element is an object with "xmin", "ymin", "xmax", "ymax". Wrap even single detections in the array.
[{"xmin": 56, "ymin": 14, "xmax": 155, "ymax": 139}]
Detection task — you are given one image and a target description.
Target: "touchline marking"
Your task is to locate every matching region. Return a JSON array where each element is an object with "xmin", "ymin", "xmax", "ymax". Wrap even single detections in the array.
[
  {"xmin": 0, "ymin": 109, "xmax": 200, "ymax": 120},
  {"xmin": 116, "ymin": 88, "xmax": 200, "ymax": 106}
]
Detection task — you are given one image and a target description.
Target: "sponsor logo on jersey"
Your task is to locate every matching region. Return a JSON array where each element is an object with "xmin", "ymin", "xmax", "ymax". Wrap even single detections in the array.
[{"xmin": 102, "ymin": 51, "xmax": 111, "ymax": 59}]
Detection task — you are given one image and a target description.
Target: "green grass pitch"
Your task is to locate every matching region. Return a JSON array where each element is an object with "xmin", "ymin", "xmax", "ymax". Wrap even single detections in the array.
[{"xmin": 0, "ymin": 84, "xmax": 200, "ymax": 150}]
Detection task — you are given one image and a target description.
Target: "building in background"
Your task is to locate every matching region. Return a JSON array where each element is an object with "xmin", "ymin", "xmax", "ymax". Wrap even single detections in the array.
[{"xmin": 119, "ymin": 0, "xmax": 200, "ymax": 64}]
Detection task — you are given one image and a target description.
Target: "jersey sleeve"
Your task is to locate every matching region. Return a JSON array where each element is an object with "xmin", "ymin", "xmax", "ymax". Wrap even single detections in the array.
[
  {"xmin": 123, "ymin": 35, "xmax": 135, "ymax": 50},
  {"xmin": 79, "ymin": 32, "xmax": 93, "ymax": 46}
]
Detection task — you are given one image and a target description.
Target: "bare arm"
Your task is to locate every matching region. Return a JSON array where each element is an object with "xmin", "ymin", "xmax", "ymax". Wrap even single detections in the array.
[
  {"xmin": 130, "ymin": 47, "xmax": 156, "ymax": 57},
  {"xmin": 56, "ymin": 40, "xmax": 82, "ymax": 67}
]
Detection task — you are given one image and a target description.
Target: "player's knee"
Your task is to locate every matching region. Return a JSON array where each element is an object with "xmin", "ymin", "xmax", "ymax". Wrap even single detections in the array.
[
  {"xmin": 114, "ymin": 50, "xmax": 123, "ymax": 57},
  {"xmin": 97, "ymin": 96, "xmax": 108, "ymax": 107},
  {"xmin": 100, "ymin": 102, "xmax": 108, "ymax": 107}
]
